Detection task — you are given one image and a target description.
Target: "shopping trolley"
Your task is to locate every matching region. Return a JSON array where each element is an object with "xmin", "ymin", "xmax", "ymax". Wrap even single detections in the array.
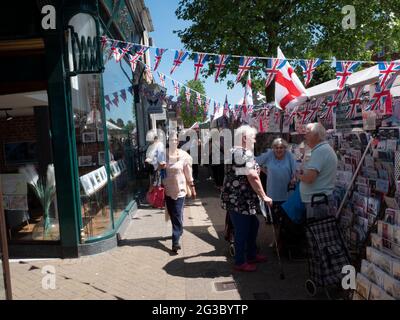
[{"xmin": 304, "ymin": 194, "xmax": 351, "ymax": 298}]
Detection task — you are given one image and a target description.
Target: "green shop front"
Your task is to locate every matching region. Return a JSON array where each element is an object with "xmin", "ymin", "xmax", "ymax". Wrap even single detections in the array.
[{"xmin": 0, "ymin": 0, "xmax": 153, "ymax": 258}]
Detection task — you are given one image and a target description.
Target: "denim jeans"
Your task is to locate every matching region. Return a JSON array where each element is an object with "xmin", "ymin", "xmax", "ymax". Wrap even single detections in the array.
[
  {"xmin": 166, "ymin": 196, "xmax": 185, "ymax": 246},
  {"xmin": 229, "ymin": 211, "xmax": 259, "ymax": 265}
]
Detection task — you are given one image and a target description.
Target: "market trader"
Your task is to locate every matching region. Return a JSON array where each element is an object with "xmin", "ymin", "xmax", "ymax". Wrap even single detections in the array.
[{"xmin": 297, "ymin": 122, "xmax": 338, "ymax": 219}]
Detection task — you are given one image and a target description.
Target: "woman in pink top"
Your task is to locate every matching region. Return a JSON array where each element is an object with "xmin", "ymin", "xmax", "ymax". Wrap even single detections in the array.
[{"xmin": 160, "ymin": 133, "xmax": 196, "ymax": 253}]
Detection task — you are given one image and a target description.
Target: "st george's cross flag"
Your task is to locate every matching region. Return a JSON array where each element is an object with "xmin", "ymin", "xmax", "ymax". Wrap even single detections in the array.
[
  {"xmin": 193, "ymin": 53, "xmax": 208, "ymax": 81},
  {"xmin": 299, "ymin": 58, "xmax": 323, "ymax": 87},
  {"xmin": 275, "ymin": 47, "xmax": 308, "ymax": 111},
  {"xmin": 170, "ymin": 50, "xmax": 189, "ymax": 75},
  {"xmin": 154, "ymin": 48, "xmax": 167, "ymax": 71},
  {"xmin": 214, "ymin": 54, "xmax": 231, "ymax": 82}
]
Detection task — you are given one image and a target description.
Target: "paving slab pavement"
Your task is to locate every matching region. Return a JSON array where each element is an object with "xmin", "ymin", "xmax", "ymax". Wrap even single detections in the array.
[{"xmin": 9, "ymin": 169, "xmax": 329, "ymax": 300}]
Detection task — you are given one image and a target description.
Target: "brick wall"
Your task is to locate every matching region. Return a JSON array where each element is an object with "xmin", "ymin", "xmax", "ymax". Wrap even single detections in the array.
[{"xmin": 0, "ymin": 116, "xmax": 37, "ymax": 173}]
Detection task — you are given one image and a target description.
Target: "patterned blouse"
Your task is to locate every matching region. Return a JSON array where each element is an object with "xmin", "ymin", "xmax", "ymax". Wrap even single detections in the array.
[{"xmin": 221, "ymin": 147, "xmax": 261, "ymax": 215}]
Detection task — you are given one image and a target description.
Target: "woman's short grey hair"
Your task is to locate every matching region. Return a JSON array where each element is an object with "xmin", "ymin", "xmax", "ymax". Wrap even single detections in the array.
[
  {"xmin": 306, "ymin": 122, "xmax": 326, "ymax": 140},
  {"xmin": 234, "ymin": 125, "xmax": 257, "ymax": 145},
  {"xmin": 272, "ymin": 138, "xmax": 288, "ymax": 148}
]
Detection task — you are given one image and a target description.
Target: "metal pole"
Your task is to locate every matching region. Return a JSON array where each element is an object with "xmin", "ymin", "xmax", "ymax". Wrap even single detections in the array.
[
  {"xmin": 335, "ymin": 137, "xmax": 374, "ymax": 220},
  {"xmin": 0, "ymin": 176, "xmax": 12, "ymax": 300}
]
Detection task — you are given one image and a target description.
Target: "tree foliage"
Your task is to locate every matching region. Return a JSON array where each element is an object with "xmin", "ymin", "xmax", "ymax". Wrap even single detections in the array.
[
  {"xmin": 175, "ymin": 0, "xmax": 400, "ymax": 97},
  {"xmin": 179, "ymin": 79, "xmax": 206, "ymax": 127}
]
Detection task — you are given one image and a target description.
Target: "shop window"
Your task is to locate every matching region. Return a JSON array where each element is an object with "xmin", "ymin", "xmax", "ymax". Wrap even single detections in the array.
[
  {"xmin": 103, "ymin": 57, "xmax": 137, "ymax": 224},
  {"xmin": 71, "ymin": 74, "xmax": 113, "ymax": 240},
  {"xmin": 0, "ymin": 99, "xmax": 60, "ymax": 242}
]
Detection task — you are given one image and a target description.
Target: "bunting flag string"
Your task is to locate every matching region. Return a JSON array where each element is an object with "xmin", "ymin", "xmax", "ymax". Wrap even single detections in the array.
[
  {"xmin": 172, "ymin": 79, "xmax": 180, "ymax": 96},
  {"xmin": 101, "ymin": 36, "xmax": 400, "ymax": 107},
  {"xmin": 103, "ymin": 36, "xmax": 398, "ymax": 64},
  {"xmin": 120, "ymin": 89, "xmax": 127, "ymax": 103}
]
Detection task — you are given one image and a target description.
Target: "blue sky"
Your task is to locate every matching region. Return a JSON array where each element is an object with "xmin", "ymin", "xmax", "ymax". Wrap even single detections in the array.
[
  {"xmin": 145, "ymin": 0, "xmax": 245, "ymax": 108},
  {"xmin": 103, "ymin": 0, "xmax": 246, "ymax": 124}
]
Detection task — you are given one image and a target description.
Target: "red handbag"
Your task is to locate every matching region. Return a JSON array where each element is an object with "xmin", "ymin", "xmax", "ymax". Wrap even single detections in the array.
[{"xmin": 146, "ymin": 186, "xmax": 165, "ymax": 208}]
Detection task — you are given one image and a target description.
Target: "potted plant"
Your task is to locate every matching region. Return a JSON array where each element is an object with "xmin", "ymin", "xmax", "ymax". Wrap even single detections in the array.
[{"xmin": 19, "ymin": 164, "xmax": 58, "ymax": 240}]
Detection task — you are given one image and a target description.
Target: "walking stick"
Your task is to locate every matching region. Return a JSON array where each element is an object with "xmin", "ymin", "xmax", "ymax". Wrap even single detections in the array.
[
  {"xmin": 260, "ymin": 199, "xmax": 285, "ymax": 280},
  {"xmin": 335, "ymin": 137, "xmax": 374, "ymax": 221}
]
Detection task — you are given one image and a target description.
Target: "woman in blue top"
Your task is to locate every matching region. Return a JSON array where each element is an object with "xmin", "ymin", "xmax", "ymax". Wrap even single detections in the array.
[{"xmin": 255, "ymin": 138, "xmax": 296, "ymax": 228}]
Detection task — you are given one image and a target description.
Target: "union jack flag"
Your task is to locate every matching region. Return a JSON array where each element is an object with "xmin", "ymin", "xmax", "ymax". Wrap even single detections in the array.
[
  {"xmin": 116, "ymin": 43, "xmax": 133, "ymax": 63},
  {"xmin": 157, "ymin": 72, "xmax": 166, "ymax": 87},
  {"xmin": 285, "ymin": 106, "xmax": 298, "ymax": 126},
  {"xmin": 127, "ymin": 86, "xmax": 133, "ymax": 95},
  {"xmin": 144, "ymin": 64, "xmax": 153, "ymax": 82},
  {"xmin": 299, "ymin": 59, "xmax": 323, "ymax": 87},
  {"xmin": 154, "ymin": 48, "xmax": 167, "ymax": 71},
  {"xmin": 108, "ymin": 40, "xmax": 121, "ymax": 61},
  {"xmin": 185, "ymin": 87, "xmax": 191, "ymax": 105},
  {"xmin": 172, "ymin": 80, "xmax": 180, "ymax": 96},
  {"xmin": 112, "ymin": 92, "xmax": 119, "ymax": 107},
  {"xmin": 196, "ymin": 92, "xmax": 202, "ymax": 107},
  {"xmin": 366, "ymin": 77, "xmax": 395, "ymax": 114},
  {"xmin": 236, "ymin": 56, "xmax": 256, "ymax": 83},
  {"xmin": 104, "ymin": 95, "xmax": 112, "ymax": 111},
  {"xmin": 299, "ymin": 102, "xmax": 312, "ymax": 124},
  {"xmin": 346, "ymin": 85, "xmax": 364, "ymax": 119},
  {"xmin": 223, "ymin": 95, "xmax": 230, "ymax": 117},
  {"xmin": 265, "ymin": 58, "xmax": 286, "ymax": 88},
  {"xmin": 336, "ymin": 61, "xmax": 360, "ymax": 91},
  {"xmin": 128, "ymin": 46, "xmax": 149, "ymax": 72},
  {"xmin": 120, "ymin": 89, "xmax": 127, "ymax": 103},
  {"xmin": 320, "ymin": 92, "xmax": 341, "ymax": 122},
  {"xmin": 204, "ymin": 98, "xmax": 210, "ymax": 116},
  {"xmin": 193, "ymin": 53, "xmax": 208, "ymax": 81},
  {"xmin": 214, "ymin": 54, "xmax": 231, "ymax": 82},
  {"xmin": 170, "ymin": 50, "xmax": 189, "ymax": 75},
  {"xmin": 377, "ymin": 62, "xmax": 400, "ymax": 88},
  {"xmin": 100, "ymin": 36, "xmax": 109, "ymax": 50},
  {"xmin": 307, "ymin": 97, "xmax": 325, "ymax": 122}
]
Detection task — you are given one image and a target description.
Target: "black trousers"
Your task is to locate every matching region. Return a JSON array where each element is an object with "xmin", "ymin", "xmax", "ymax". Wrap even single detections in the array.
[{"xmin": 211, "ymin": 164, "xmax": 224, "ymax": 187}]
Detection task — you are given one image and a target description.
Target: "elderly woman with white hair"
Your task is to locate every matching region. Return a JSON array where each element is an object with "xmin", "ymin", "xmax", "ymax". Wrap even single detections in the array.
[
  {"xmin": 221, "ymin": 125, "xmax": 273, "ymax": 272},
  {"xmin": 256, "ymin": 137, "xmax": 297, "ymax": 225},
  {"xmin": 297, "ymin": 122, "xmax": 338, "ymax": 219}
]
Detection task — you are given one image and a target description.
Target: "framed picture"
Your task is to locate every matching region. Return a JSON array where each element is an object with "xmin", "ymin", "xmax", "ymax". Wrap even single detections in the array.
[
  {"xmin": 82, "ymin": 132, "xmax": 96, "ymax": 143},
  {"xmin": 97, "ymin": 128, "xmax": 104, "ymax": 142},
  {"xmin": 94, "ymin": 171, "xmax": 102, "ymax": 185},
  {"xmin": 88, "ymin": 174, "xmax": 98, "ymax": 190},
  {"xmin": 78, "ymin": 155, "xmax": 93, "ymax": 167},
  {"xmin": 80, "ymin": 175, "xmax": 94, "ymax": 195},
  {"xmin": 98, "ymin": 151, "xmax": 105, "ymax": 165}
]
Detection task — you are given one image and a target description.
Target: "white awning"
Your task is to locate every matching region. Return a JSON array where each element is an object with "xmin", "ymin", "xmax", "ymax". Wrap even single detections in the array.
[{"xmin": 306, "ymin": 63, "xmax": 400, "ymax": 98}]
